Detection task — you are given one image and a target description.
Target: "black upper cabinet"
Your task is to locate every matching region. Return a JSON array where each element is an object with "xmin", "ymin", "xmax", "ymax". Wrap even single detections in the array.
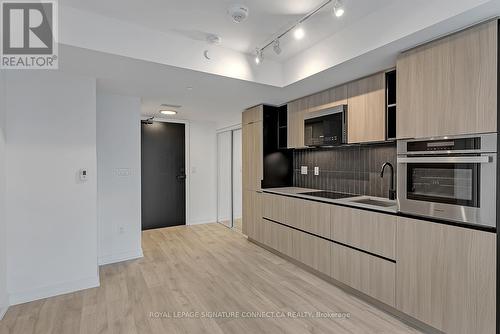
[
  {"xmin": 386, "ymin": 70, "xmax": 397, "ymax": 140},
  {"xmin": 262, "ymin": 105, "xmax": 293, "ymax": 188}
]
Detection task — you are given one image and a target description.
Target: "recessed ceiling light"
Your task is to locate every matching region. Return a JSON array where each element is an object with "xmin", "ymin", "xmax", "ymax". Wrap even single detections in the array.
[
  {"xmin": 333, "ymin": 0, "xmax": 345, "ymax": 17},
  {"xmin": 160, "ymin": 110, "xmax": 177, "ymax": 115},
  {"xmin": 293, "ymin": 26, "xmax": 305, "ymax": 40}
]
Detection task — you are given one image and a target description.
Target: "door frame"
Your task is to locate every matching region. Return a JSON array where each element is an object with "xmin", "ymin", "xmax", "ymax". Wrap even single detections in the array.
[
  {"xmin": 216, "ymin": 125, "xmax": 242, "ymax": 228},
  {"xmin": 141, "ymin": 117, "xmax": 190, "ymax": 226}
]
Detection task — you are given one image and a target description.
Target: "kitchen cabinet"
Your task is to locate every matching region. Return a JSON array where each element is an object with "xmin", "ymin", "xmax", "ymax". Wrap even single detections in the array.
[
  {"xmin": 331, "ymin": 243, "xmax": 395, "ymax": 307},
  {"xmin": 242, "ymin": 118, "xmax": 262, "ymax": 191},
  {"xmin": 242, "ymin": 104, "xmax": 263, "ymax": 125},
  {"xmin": 347, "ymin": 72, "xmax": 386, "ymax": 143},
  {"xmin": 396, "ymin": 217, "xmax": 496, "ymax": 334},
  {"xmin": 397, "ymin": 20, "xmax": 497, "ymax": 139},
  {"xmin": 262, "ymin": 193, "xmax": 331, "ymax": 238},
  {"xmin": 330, "ymin": 205, "xmax": 396, "ymax": 260},
  {"xmin": 242, "ymin": 190, "xmax": 262, "ymax": 240},
  {"xmin": 287, "ymin": 85, "xmax": 347, "ymax": 149},
  {"xmin": 291, "ymin": 229, "xmax": 331, "ymax": 276}
]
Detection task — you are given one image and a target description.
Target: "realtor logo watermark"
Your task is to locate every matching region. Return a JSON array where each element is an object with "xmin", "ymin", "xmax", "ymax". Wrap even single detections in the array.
[{"xmin": 1, "ymin": 0, "xmax": 58, "ymax": 69}]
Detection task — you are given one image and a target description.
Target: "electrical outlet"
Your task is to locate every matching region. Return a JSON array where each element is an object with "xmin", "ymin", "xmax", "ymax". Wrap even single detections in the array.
[
  {"xmin": 301, "ymin": 166, "xmax": 308, "ymax": 175},
  {"xmin": 314, "ymin": 167, "xmax": 319, "ymax": 176},
  {"xmin": 118, "ymin": 226, "xmax": 125, "ymax": 234}
]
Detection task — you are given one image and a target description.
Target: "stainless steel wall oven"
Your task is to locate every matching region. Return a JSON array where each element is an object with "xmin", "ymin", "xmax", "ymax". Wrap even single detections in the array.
[{"xmin": 397, "ymin": 133, "xmax": 497, "ymax": 228}]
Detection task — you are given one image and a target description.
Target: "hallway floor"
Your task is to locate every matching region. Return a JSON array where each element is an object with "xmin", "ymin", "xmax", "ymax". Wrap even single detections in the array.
[{"xmin": 0, "ymin": 224, "xmax": 422, "ymax": 334}]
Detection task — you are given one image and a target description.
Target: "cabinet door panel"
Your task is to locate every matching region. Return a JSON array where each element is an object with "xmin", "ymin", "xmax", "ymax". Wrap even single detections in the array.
[
  {"xmin": 347, "ymin": 72, "xmax": 386, "ymax": 143},
  {"xmin": 330, "ymin": 206, "xmax": 396, "ymax": 259},
  {"xmin": 242, "ymin": 121, "xmax": 262, "ymax": 191},
  {"xmin": 291, "ymin": 230, "xmax": 331, "ymax": 276},
  {"xmin": 397, "ymin": 20, "xmax": 497, "ymax": 139},
  {"xmin": 242, "ymin": 105, "xmax": 263, "ymax": 125},
  {"xmin": 396, "ymin": 217, "xmax": 496, "ymax": 334},
  {"xmin": 331, "ymin": 243, "xmax": 395, "ymax": 307},
  {"xmin": 242, "ymin": 190, "xmax": 262, "ymax": 240}
]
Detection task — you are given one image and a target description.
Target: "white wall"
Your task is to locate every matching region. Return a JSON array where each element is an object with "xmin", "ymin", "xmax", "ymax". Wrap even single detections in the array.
[
  {"xmin": 97, "ymin": 94, "xmax": 142, "ymax": 265},
  {"xmin": 5, "ymin": 71, "xmax": 99, "ymax": 305},
  {"xmin": 0, "ymin": 72, "xmax": 8, "ymax": 318},
  {"xmin": 189, "ymin": 121, "xmax": 217, "ymax": 225}
]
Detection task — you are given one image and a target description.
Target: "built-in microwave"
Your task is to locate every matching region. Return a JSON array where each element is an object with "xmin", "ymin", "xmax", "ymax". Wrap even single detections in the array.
[
  {"xmin": 397, "ymin": 133, "xmax": 497, "ymax": 228},
  {"xmin": 304, "ymin": 105, "xmax": 347, "ymax": 147}
]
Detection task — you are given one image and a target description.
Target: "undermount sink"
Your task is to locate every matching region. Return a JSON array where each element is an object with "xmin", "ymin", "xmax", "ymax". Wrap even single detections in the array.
[{"xmin": 350, "ymin": 198, "xmax": 396, "ymax": 208}]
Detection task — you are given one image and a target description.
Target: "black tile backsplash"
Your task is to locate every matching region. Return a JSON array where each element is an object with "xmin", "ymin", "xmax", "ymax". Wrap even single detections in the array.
[{"xmin": 293, "ymin": 142, "xmax": 397, "ymax": 198}]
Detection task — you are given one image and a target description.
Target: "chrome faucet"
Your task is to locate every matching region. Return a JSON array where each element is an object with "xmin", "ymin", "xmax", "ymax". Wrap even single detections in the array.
[{"xmin": 380, "ymin": 162, "xmax": 396, "ymax": 200}]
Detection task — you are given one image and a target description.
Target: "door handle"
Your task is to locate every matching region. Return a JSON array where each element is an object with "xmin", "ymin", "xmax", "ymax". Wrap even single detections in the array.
[{"xmin": 176, "ymin": 174, "xmax": 186, "ymax": 180}]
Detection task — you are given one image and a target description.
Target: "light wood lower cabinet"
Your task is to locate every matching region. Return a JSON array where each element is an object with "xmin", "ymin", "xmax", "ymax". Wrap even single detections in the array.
[
  {"xmin": 262, "ymin": 193, "xmax": 330, "ymax": 238},
  {"xmin": 291, "ymin": 229, "xmax": 331, "ymax": 276},
  {"xmin": 396, "ymin": 217, "xmax": 496, "ymax": 334},
  {"xmin": 242, "ymin": 190, "xmax": 261, "ymax": 239},
  {"xmin": 330, "ymin": 206, "xmax": 396, "ymax": 259},
  {"xmin": 331, "ymin": 243, "xmax": 396, "ymax": 307}
]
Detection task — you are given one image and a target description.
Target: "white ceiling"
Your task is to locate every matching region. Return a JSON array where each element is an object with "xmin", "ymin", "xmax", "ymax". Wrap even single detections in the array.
[
  {"xmin": 59, "ymin": 0, "xmax": 396, "ymax": 61},
  {"xmin": 56, "ymin": 0, "xmax": 500, "ymax": 129}
]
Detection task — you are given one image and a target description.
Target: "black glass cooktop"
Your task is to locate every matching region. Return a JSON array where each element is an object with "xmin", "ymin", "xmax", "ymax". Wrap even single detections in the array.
[{"xmin": 300, "ymin": 191, "xmax": 357, "ymax": 200}]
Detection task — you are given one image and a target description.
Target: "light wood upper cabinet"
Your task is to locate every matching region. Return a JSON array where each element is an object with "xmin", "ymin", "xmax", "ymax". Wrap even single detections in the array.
[
  {"xmin": 287, "ymin": 85, "xmax": 347, "ymax": 149},
  {"xmin": 242, "ymin": 105, "xmax": 263, "ymax": 125},
  {"xmin": 347, "ymin": 72, "xmax": 386, "ymax": 144},
  {"xmin": 397, "ymin": 20, "xmax": 497, "ymax": 139},
  {"xmin": 242, "ymin": 111, "xmax": 262, "ymax": 191},
  {"xmin": 396, "ymin": 217, "xmax": 496, "ymax": 334}
]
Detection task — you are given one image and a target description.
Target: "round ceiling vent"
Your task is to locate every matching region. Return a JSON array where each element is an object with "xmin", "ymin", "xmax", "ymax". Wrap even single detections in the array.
[{"xmin": 227, "ymin": 4, "xmax": 249, "ymax": 23}]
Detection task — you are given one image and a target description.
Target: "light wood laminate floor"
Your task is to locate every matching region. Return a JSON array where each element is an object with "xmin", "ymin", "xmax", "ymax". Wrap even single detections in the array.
[{"xmin": 0, "ymin": 223, "xmax": 422, "ymax": 334}]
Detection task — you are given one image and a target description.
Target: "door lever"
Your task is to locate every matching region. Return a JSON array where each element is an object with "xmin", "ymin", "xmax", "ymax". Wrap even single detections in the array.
[{"xmin": 176, "ymin": 174, "xmax": 186, "ymax": 180}]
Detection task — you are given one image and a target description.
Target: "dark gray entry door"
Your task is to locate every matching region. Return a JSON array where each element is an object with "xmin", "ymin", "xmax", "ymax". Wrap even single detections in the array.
[{"xmin": 141, "ymin": 122, "xmax": 186, "ymax": 230}]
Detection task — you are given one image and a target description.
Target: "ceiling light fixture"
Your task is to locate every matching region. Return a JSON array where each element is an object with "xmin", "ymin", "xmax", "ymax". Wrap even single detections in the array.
[
  {"xmin": 160, "ymin": 110, "xmax": 178, "ymax": 115},
  {"xmin": 333, "ymin": 0, "xmax": 345, "ymax": 17},
  {"xmin": 293, "ymin": 26, "xmax": 305, "ymax": 40},
  {"xmin": 272, "ymin": 39, "xmax": 281, "ymax": 55},
  {"xmin": 255, "ymin": 48, "xmax": 263, "ymax": 65},
  {"xmin": 254, "ymin": 0, "xmax": 346, "ymax": 58}
]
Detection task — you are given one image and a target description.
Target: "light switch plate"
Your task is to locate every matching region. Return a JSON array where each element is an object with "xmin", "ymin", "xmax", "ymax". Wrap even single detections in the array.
[
  {"xmin": 314, "ymin": 167, "xmax": 319, "ymax": 176},
  {"xmin": 301, "ymin": 166, "xmax": 308, "ymax": 175}
]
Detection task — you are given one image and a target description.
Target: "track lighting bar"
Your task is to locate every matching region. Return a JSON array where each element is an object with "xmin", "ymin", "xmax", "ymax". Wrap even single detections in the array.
[{"xmin": 255, "ymin": 0, "xmax": 345, "ymax": 64}]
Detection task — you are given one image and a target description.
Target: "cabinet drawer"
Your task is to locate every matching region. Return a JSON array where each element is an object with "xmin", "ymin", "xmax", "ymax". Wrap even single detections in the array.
[
  {"xmin": 261, "ymin": 218, "xmax": 293, "ymax": 258},
  {"xmin": 284, "ymin": 196, "xmax": 331, "ymax": 238},
  {"xmin": 291, "ymin": 229, "xmax": 331, "ymax": 276},
  {"xmin": 330, "ymin": 206, "xmax": 396, "ymax": 259},
  {"xmin": 331, "ymin": 243, "xmax": 395, "ymax": 307},
  {"xmin": 262, "ymin": 192, "xmax": 286, "ymax": 222}
]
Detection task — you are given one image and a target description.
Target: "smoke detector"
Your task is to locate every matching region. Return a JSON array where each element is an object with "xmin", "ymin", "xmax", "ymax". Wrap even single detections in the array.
[
  {"xmin": 206, "ymin": 34, "xmax": 222, "ymax": 45},
  {"xmin": 227, "ymin": 4, "xmax": 249, "ymax": 23}
]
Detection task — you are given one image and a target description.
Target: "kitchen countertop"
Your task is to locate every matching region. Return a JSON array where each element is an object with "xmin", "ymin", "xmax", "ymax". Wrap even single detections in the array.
[{"xmin": 261, "ymin": 187, "xmax": 398, "ymax": 214}]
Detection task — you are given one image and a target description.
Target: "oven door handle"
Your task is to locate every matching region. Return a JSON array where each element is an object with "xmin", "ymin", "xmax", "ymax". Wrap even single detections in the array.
[{"xmin": 397, "ymin": 156, "xmax": 493, "ymax": 164}]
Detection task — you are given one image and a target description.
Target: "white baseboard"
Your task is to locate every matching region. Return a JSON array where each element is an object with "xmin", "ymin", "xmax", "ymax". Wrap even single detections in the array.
[
  {"xmin": 0, "ymin": 306, "xmax": 8, "ymax": 321},
  {"xmin": 9, "ymin": 275, "xmax": 100, "ymax": 306},
  {"xmin": 98, "ymin": 249, "xmax": 143, "ymax": 266},
  {"xmin": 188, "ymin": 219, "xmax": 216, "ymax": 226}
]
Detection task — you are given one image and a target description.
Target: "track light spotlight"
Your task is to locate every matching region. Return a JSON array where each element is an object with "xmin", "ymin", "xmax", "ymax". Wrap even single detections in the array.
[
  {"xmin": 333, "ymin": 0, "xmax": 345, "ymax": 17},
  {"xmin": 273, "ymin": 39, "xmax": 282, "ymax": 55},
  {"xmin": 255, "ymin": 48, "xmax": 263, "ymax": 64},
  {"xmin": 293, "ymin": 26, "xmax": 305, "ymax": 40}
]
